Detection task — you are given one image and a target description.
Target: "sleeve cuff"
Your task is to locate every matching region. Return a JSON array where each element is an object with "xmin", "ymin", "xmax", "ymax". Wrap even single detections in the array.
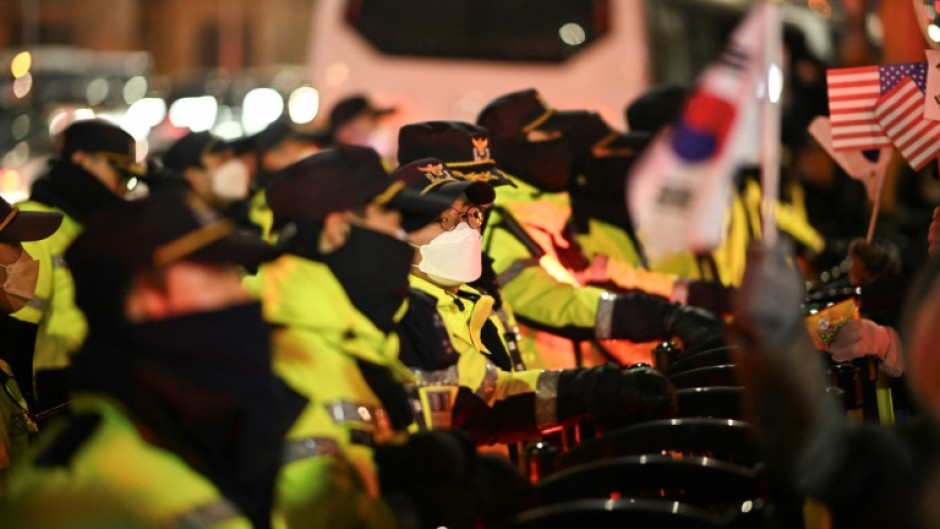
[
  {"xmin": 594, "ymin": 292, "xmax": 617, "ymax": 340},
  {"xmin": 534, "ymin": 370, "xmax": 561, "ymax": 428}
]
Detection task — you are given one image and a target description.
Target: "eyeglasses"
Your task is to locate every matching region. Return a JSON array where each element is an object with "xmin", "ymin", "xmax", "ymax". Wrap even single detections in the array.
[{"xmin": 436, "ymin": 206, "xmax": 484, "ymax": 231}]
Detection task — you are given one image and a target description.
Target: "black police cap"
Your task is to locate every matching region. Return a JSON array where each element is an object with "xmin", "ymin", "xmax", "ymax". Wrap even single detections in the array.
[
  {"xmin": 162, "ymin": 131, "xmax": 228, "ymax": 174},
  {"xmin": 0, "ymin": 195, "xmax": 62, "ymax": 243},
  {"xmin": 397, "ymin": 121, "xmax": 513, "ymax": 187},
  {"xmin": 565, "ymin": 112, "xmax": 651, "ymax": 157},
  {"xmin": 60, "ymin": 120, "xmax": 145, "ymax": 175},
  {"xmin": 67, "ymin": 190, "xmax": 279, "ymax": 324},
  {"xmin": 476, "ymin": 88, "xmax": 583, "ymax": 141},
  {"xmin": 266, "ymin": 145, "xmax": 451, "ymax": 228},
  {"xmin": 329, "ymin": 94, "xmax": 396, "ymax": 131},
  {"xmin": 224, "ymin": 119, "xmax": 328, "ymax": 156},
  {"xmin": 67, "ymin": 190, "xmax": 279, "ymax": 275},
  {"xmin": 392, "ymin": 158, "xmax": 495, "ymax": 232}
]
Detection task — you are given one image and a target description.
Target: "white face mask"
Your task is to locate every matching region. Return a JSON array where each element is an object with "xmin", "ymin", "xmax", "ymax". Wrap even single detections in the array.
[
  {"xmin": 211, "ymin": 159, "xmax": 251, "ymax": 201},
  {"xmin": 414, "ymin": 223, "xmax": 482, "ymax": 287},
  {"xmin": 2, "ymin": 249, "xmax": 39, "ymax": 313}
]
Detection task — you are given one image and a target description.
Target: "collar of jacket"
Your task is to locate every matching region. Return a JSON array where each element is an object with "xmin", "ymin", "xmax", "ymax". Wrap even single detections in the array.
[
  {"xmin": 29, "ymin": 162, "xmax": 123, "ymax": 224},
  {"xmin": 408, "ymin": 274, "xmax": 495, "ymax": 354},
  {"xmin": 260, "ymin": 254, "xmax": 412, "ymax": 376}
]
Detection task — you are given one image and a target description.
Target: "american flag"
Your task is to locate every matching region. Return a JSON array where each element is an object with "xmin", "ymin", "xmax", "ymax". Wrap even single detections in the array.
[
  {"xmin": 826, "ymin": 62, "xmax": 927, "ymax": 151},
  {"xmin": 874, "ymin": 77, "xmax": 940, "ymax": 171}
]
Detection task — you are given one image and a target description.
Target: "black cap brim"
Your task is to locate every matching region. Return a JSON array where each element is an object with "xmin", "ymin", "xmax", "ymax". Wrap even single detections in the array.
[
  {"xmin": 604, "ymin": 131, "xmax": 652, "ymax": 154},
  {"xmin": 371, "ymin": 107, "xmax": 397, "ymax": 118},
  {"xmin": 431, "ymin": 180, "xmax": 496, "ymax": 207},
  {"xmin": 392, "ymin": 188, "xmax": 457, "ymax": 233},
  {"xmin": 189, "ymin": 229, "xmax": 282, "ymax": 272},
  {"xmin": 0, "ymin": 210, "xmax": 64, "ymax": 243}
]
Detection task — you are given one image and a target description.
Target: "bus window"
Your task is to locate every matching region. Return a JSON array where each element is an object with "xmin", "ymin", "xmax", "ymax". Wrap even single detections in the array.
[{"xmin": 345, "ymin": 0, "xmax": 610, "ymax": 63}]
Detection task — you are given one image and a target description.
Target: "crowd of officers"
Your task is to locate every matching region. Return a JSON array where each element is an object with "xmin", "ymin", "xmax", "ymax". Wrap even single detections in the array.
[{"xmin": 0, "ymin": 87, "xmax": 935, "ymax": 529}]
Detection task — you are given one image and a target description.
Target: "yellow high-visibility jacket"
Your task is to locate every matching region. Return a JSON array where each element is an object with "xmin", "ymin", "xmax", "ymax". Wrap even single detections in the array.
[
  {"xmin": 1, "ymin": 395, "xmax": 252, "ymax": 528},
  {"xmin": 407, "ymin": 275, "xmax": 561, "ymax": 444},
  {"xmin": 258, "ymin": 253, "xmax": 413, "ymax": 510},
  {"xmin": 13, "ymin": 202, "xmax": 87, "ymax": 376}
]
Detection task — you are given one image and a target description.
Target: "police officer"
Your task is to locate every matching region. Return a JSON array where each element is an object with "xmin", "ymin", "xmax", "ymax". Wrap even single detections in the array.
[
  {"xmin": 394, "ymin": 158, "xmax": 677, "ymax": 443},
  {"xmin": 1, "ymin": 190, "xmax": 302, "ymax": 528},
  {"xmin": 397, "ymin": 120, "xmax": 725, "ymax": 358},
  {"xmin": 15, "ymin": 119, "xmax": 146, "ymax": 417},
  {"xmin": 327, "ymin": 95, "xmax": 398, "ymax": 162},
  {"xmin": 260, "ymin": 146, "xmax": 527, "ymax": 529},
  {"xmin": 0, "ymin": 195, "xmax": 60, "ymax": 491},
  {"xmin": 161, "ymin": 131, "xmax": 253, "ymax": 209},
  {"xmin": 234, "ymin": 119, "xmax": 326, "ymax": 242},
  {"xmin": 561, "ymin": 110, "xmax": 736, "ymax": 316}
]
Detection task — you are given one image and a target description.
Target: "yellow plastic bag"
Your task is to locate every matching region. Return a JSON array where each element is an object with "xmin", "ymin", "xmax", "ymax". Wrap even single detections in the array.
[{"xmin": 804, "ymin": 298, "xmax": 859, "ymax": 350}]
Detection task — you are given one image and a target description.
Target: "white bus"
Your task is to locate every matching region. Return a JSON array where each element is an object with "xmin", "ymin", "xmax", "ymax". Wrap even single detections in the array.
[
  {"xmin": 306, "ymin": 0, "xmax": 651, "ymax": 131},
  {"xmin": 305, "ymin": 0, "xmax": 834, "ymax": 132}
]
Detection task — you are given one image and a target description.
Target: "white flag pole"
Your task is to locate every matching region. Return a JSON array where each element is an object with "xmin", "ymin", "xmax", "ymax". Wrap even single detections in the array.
[
  {"xmin": 760, "ymin": 0, "xmax": 783, "ymax": 248},
  {"xmin": 866, "ymin": 167, "xmax": 887, "ymax": 242}
]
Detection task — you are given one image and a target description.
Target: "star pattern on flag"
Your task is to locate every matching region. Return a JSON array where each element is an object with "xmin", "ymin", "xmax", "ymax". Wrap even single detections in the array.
[{"xmin": 880, "ymin": 62, "xmax": 928, "ymax": 93}]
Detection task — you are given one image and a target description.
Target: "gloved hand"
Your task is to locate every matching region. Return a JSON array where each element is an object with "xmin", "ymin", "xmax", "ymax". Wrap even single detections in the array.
[
  {"xmin": 729, "ymin": 242, "xmax": 849, "ymax": 490},
  {"xmin": 732, "ymin": 241, "xmax": 805, "ymax": 352},
  {"xmin": 603, "ymin": 292, "xmax": 725, "ymax": 353},
  {"xmin": 686, "ymin": 280, "xmax": 736, "ymax": 316},
  {"xmin": 469, "ymin": 454, "xmax": 535, "ymax": 525},
  {"xmin": 828, "ymin": 318, "xmax": 903, "ymax": 376},
  {"xmin": 374, "ymin": 430, "xmax": 478, "ymax": 529},
  {"xmin": 663, "ymin": 304, "xmax": 726, "ymax": 354},
  {"xmin": 374, "ymin": 430, "xmax": 475, "ymax": 492},
  {"xmin": 929, "ymin": 206, "xmax": 940, "ymax": 258},
  {"xmin": 556, "ymin": 363, "xmax": 677, "ymax": 426},
  {"xmin": 847, "ymin": 237, "xmax": 899, "ymax": 286}
]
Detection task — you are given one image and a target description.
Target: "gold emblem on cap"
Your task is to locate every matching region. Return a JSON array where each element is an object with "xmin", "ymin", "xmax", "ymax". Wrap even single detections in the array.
[
  {"xmin": 471, "ymin": 136, "xmax": 490, "ymax": 162},
  {"xmin": 418, "ymin": 162, "xmax": 457, "ymax": 187}
]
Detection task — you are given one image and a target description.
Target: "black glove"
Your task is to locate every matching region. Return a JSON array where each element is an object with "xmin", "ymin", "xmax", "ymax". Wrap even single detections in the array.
[
  {"xmin": 374, "ymin": 430, "xmax": 475, "ymax": 492},
  {"xmin": 556, "ymin": 364, "xmax": 677, "ymax": 427},
  {"xmin": 605, "ymin": 292, "xmax": 725, "ymax": 354},
  {"xmin": 375, "ymin": 430, "xmax": 478, "ymax": 529},
  {"xmin": 663, "ymin": 304, "xmax": 726, "ymax": 354},
  {"xmin": 687, "ymin": 280, "xmax": 736, "ymax": 316},
  {"xmin": 469, "ymin": 455, "xmax": 535, "ymax": 525}
]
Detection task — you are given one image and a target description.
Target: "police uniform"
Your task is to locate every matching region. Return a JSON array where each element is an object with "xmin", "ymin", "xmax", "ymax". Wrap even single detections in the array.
[
  {"xmin": 0, "ymin": 196, "xmax": 61, "ymax": 476},
  {"xmin": 260, "ymin": 253, "xmax": 413, "ymax": 496},
  {"xmin": 262, "ymin": 147, "xmax": 484, "ymax": 529},
  {"xmin": 2, "ymin": 191, "xmax": 298, "ymax": 529},
  {"xmin": 0, "ymin": 359, "xmax": 35, "ymax": 489},
  {"xmin": 404, "ymin": 275, "xmax": 556, "ymax": 443},
  {"xmin": 230, "ymin": 119, "xmax": 327, "ymax": 243},
  {"xmin": 4, "ymin": 396, "xmax": 253, "ymax": 528},
  {"xmin": 397, "ymin": 120, "xmax": 726, "ymax": 361},
  {"xmin": 393, "ymin": 157, "xmax": 678, "ymax": 447},
  {"xmin": 14, "ymin": 120, "xmax": 145, "ymax": 414}
]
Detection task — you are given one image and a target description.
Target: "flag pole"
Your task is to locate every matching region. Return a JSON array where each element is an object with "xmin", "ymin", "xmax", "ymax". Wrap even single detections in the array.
[
  {"xmin": 865, "ymin": 165, "xmax": 887, "ymax": 242},
  {"xmin": 760, "ymin": 0, "xmax": 783, "ymax": 247}
]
